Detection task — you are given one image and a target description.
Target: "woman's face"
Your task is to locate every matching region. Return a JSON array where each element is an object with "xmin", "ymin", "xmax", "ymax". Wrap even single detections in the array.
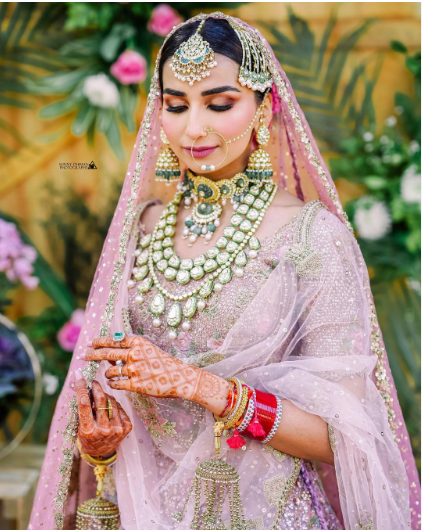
[{"xmin": 161, "ymin": 53, "xmax": 268, "ymax": 178}]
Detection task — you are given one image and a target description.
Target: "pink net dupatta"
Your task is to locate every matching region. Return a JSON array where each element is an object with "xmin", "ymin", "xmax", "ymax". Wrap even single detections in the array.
[{"xmin": 29, "ymin": 11, "xmax": 420, "ymax": 530}]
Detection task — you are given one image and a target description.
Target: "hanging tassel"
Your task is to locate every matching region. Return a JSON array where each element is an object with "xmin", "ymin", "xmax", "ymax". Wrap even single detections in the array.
[
  {"xmin": 172, "ymin": 458, "xmax": 247, "ymax": 529},
  {"xmin": 226, "ymin": 428, "xmax": 246, "ymax": 449},
  {"xmin": 247, "ymin": 418, "xmax": 266, "ymax": 437},
  {"xmin": 246, "ymin": 392, "xmax": 266, "ymax": 437}
]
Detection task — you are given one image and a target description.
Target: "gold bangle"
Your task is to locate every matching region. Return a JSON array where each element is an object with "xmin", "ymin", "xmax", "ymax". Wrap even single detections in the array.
[
  {"xmin": 215, "ymin": 379, "xmax": 249, "ymax": 429},
  {"xmin": 214, "ymin": 378, "xmax": 242, "ymax": 422},
  {"xmin": 224, "ymin": 383, "xmax": 249, "ymax": 430},
  {"xmin": 77, "ymin": 438, "xmax": 117, "ymax": 467}
]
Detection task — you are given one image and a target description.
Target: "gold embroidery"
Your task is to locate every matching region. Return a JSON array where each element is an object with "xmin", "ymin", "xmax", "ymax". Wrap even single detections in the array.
[
  {"xmin": 81, "ymin": 361, "xmax": 100, "ymax": 390},
  {"xmin": 283, "ymin": 200, "xmax": 326, "ymax": 277},
  {"xmin": 265, "ymin": 473, "xmax": 288, "ymax": 506},
  {"xmin": 264, "ymin": 443, "xmax": 287, "ymax": 463},
  {"xmin": 358, "ymin": 511, "xmax": 374, "ymax": 529},
  {"xmin": 127, "ymin": 391, "xmax": 177, "ymax": 440},
  {"xmin": 53, "ymin": 397, "xmax": 79, "ymax": 530},
  {"xmin": 223, "ymin": 516, "xmax": 264, "ymax": 529},
  {"xmin": 328, "ymin": 424, "xmax": 337, "ymax": 452},
  {"xmin": 122, "ymin": 307, "xmax": 132, "ymax": 334},
  {"xmin": 265, "ymin": 456, "xmax": 302, "ymax": 529},
  {"xmin": 188, "ymin": 351, "xmax": 226, "ymax": 368},
  {"xmin": 365, "ymin": 279, "xmax": 399, "ymax": 442}
]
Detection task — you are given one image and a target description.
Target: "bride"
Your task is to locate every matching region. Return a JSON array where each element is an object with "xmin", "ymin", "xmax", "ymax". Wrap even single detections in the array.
[{"xmin": 29, "ymin": 12, "xmax": 420, "ymax": 531}]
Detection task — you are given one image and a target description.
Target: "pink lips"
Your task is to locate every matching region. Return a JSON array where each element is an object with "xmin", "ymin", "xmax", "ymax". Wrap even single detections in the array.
[{"xmin": 184, "ymin": 146, "xmax": 217, "ymax": 158}]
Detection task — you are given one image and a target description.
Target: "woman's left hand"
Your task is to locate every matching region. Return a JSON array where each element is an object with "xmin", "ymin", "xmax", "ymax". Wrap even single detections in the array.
[{"xmin": 83, "ymin": 335, "xmax": 219, "ymax": 404}]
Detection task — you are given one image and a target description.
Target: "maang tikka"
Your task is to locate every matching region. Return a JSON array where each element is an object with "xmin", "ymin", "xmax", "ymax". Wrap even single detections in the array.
[
  {"xmin": 170, "ymin": 19, "xmax": 217, "ymax": 86},
  {"xmin": 170, "ymin": 17, "xmax": 273, "ymax": 93}
]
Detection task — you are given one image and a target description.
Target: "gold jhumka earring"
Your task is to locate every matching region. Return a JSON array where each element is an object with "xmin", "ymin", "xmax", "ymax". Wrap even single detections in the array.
[
  {"xmin": 245, "ymin": 100, "xmax": 274, "ymax": 183},
  {"xmin": 155, "ymin": 126, "xmax": 181, "ymax": 184}
]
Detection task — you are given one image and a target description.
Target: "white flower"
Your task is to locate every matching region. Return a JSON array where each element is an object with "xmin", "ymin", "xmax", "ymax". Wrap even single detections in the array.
[
  {"xmin": 363, "ymin": 131, "xmax": 374, "ymax": 142},
  {"xmin": 407, "ymin": 277, "xmax": 421, "ymax": 295},
  {"xmin": 380, "ymin": 135, "xmax": 390, "ymax": 145},
  {"xmin": 401, "ymin": 165, "xmax": 421, "ymax": 204},
  {"xmin": 364, "ymin": 143, "xmax": 373, "ymax": 152},
  {"xmin": 385, "ymin": 116, "xmax": 397, "ymax": 127},
  {"xmin": 391, "ymin": 153, "xmax": 402, "ymax": 165},
  {"xmin": 83, "ymin": 74, "xmax": 119, "ymax": 108},
  {"xmin": 42, "ymin": 373, "xmax": 59, "ymax": 395},
  {"xmin": 354, "ymin": 197, "xmax": 392, "ymax": 240},
  {"xmin": 408, "ymin": 141, "xmax": 420, "ymax": 154}
]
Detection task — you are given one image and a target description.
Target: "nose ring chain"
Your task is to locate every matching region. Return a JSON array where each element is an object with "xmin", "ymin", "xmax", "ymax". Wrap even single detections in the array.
[{"xmin": 191, "ymin": 101, "xmax": 264, "ymax": 171}]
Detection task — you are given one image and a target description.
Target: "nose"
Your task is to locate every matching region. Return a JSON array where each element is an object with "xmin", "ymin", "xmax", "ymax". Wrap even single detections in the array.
[{"xmin": 185, "ymin": 108, "xmax": 209, "ymax": 144}]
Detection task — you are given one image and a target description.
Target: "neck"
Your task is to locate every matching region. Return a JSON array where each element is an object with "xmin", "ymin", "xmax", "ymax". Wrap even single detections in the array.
[{"xmin": 187, "ymin": 146, "xmax": 251, "ymax": 182}]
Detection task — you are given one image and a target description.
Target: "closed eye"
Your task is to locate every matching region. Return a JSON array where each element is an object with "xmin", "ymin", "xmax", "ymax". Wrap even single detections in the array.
[{"xmin": 165, "ymin": 104, "xmax": 234, "ymax": 114}]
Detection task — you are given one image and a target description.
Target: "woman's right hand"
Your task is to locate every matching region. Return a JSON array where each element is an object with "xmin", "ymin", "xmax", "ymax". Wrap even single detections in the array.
[{"xmin": 75, "ymin": 370, "xmax": 132, "ymax": 457}]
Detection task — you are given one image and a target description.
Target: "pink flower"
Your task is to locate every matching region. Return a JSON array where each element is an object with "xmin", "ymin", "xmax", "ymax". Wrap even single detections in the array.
[
  {"xmin": 57, "ymin": 309, "xmax": 85, "ymax": 352},
  {"xmin": 110, "ymin": 50, "xmax": 147, "ymax": 85},
  {"xmin": 21, "ymin": 275, "xmax": 39, "ymax": 290},
  {"xmin": 174, "ymin": 331, "xmax": 193, "ymax": 352},
  {"xmin": 13, "ymin": 257, "xmax": 34, "ymax": 278},
  {"xmin": 206, "ymin": 336, "xmax": 224, "ymax": 350},
  {"xmin": 147, "ymin": 4, "xmax": 182, "ymax": 36},
  {"xmin": 0, "ymin": 219, "xmax": 39, "ymax": 290}
]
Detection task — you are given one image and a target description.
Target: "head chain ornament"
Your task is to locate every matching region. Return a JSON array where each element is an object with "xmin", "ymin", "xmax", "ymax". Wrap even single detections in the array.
[{"xmin": 171, "ymin": 17, "xmax": 273, "ymax": 92}]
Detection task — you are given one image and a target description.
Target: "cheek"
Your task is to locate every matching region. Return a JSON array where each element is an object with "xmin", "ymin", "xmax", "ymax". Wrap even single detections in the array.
[
  {"xmin": 219, "ymin": 105, "xmax": 253, "ymax": 138},
  {"xmin": 161, "ymin": 117, "xmax": 182, "ymax": 142}
]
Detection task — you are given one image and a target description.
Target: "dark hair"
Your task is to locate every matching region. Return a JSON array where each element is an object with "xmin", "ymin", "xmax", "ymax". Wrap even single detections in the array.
[{"xmin": 158, "ymin": 18, "xmax": 269, "ymax": 106}]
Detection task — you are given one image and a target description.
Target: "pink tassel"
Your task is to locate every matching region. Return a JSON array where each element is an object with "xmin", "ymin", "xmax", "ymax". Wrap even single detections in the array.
[
  {"xmin": 226, "ymin": 429, "xmax": 245, "ymax": 449},
  {"xmin": 246, "ymin": 392, "xmax": 266, "ymax": 437},
  {"xmin": 247, "ymin": 419, "xmax": 266, "ymax": 437}
]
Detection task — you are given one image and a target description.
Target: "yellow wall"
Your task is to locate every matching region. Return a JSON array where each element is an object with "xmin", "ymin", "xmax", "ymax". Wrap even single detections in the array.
[{"xmin": 0, "ymin": 2, "xmax": 420, "ymax": 319}]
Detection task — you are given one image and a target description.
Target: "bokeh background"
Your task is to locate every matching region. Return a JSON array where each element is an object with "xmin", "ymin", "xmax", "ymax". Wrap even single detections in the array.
[{"xmin": 0, "ymin": 2, "xmax": 420, "ymax": 528}]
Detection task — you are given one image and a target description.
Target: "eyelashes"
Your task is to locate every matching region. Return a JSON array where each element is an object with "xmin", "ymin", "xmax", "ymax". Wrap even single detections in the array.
[{"xmin": 165, "ymin": 104, "xmax": 234, "ymax": 114}]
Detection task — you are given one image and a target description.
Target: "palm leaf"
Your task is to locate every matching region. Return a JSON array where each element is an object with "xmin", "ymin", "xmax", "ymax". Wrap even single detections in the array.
[
  {"xmin": 0, "ymin": 3, "xmax": 68, "ymax": 153},
  {"xmin": 259, "ymin": 7, "xmax": 377, "ymax": 152}
]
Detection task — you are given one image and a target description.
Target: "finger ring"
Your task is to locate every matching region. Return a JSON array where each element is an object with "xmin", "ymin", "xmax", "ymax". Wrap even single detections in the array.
[
  {"xmin": 113, "ymin": 332, "xmax": 125, "ymax": 342},
  {"xmin": 97, "ymin": 398, "xmax": 113, "ymax": 420},
  {"xmin": 116, "ymin": 359, "xmax": 124, "ymax": 378}
]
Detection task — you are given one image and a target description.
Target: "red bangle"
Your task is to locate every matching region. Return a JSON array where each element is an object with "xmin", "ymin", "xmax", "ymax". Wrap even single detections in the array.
[{"xmin": 241, "ymin": 389, "xmax": 277, "ymax": 441}]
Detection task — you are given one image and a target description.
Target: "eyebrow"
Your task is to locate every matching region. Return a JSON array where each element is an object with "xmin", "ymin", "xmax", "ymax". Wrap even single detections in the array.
[{"xmin": 163, "ymin": 85, "xmax": 241, "ymax": 97}]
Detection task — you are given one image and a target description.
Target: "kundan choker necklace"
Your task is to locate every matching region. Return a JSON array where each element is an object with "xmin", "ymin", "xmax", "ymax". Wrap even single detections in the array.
[
  {"xmin": 128, "ymin": 176, "xmax": 278, "ymax": 339},
  {"xmin": 180, "ymin": 169, "xmax": 249, "ymax": 246}
]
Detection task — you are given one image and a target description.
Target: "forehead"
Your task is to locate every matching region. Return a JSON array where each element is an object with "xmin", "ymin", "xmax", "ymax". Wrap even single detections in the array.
[{"xmin": 162, "ymin": 53, "xmax": 244, "ymax": 96}]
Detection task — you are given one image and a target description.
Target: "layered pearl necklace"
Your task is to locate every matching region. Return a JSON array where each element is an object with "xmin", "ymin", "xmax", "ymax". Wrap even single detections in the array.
[{"xmin": 128, "ymin": 176, "xmax": 278, "ymax": 339}]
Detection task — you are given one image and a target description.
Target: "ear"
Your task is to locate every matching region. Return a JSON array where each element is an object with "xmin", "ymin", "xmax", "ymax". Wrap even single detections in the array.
[
  {"xmin": 252, "ymin": 92, "xmax": 273, "ymax": 135},
  {"xmin": 261, "ymin": 91, "xmax": 273, "ymax": 128}
]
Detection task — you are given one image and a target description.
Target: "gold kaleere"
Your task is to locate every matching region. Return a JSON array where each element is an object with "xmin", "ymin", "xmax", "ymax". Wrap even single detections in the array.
[
  {"xmin": 76, "ymin": 439, "xmax": 119, "ymax": 530},
  {"xmin": 172, "ymin": 379, "xmax": 249, "ymax": 530}
]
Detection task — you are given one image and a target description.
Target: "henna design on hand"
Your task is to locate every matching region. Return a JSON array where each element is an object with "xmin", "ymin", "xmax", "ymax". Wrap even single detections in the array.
[
  {"xmin": 75, "ymin": 377, "xmax": 132, "ymax": 457},
  {"xmin": 190, "ymin": 370, "xmax": 231, "ymax": 413},
  {"xmin": 86, "ymin": 336, "xmax": 230, "ymax": 413}
]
